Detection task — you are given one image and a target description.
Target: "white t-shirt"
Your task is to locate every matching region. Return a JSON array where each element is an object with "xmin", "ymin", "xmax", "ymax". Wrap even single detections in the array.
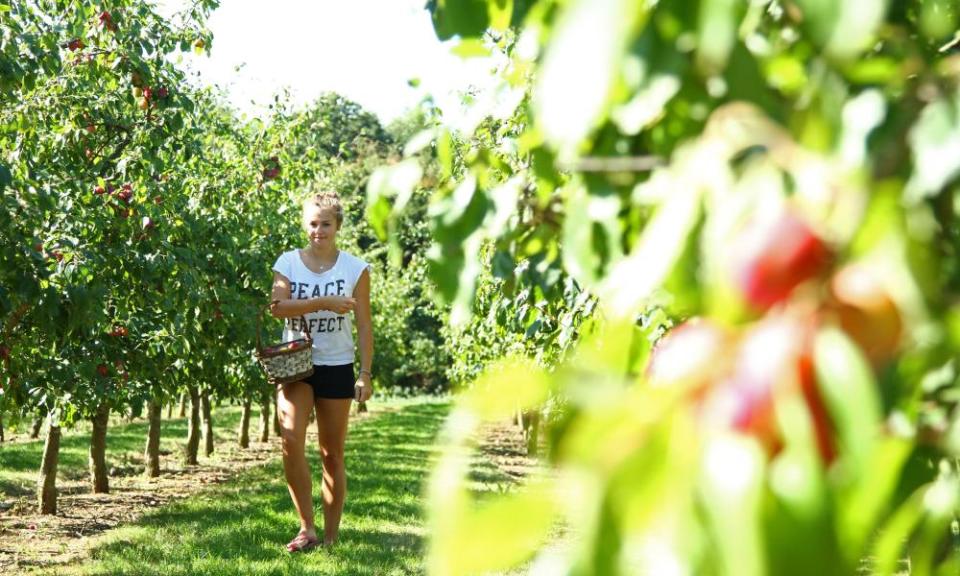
[{"xmin": 272, "ymin": 249, "xmax": 370, "ymax": 366}]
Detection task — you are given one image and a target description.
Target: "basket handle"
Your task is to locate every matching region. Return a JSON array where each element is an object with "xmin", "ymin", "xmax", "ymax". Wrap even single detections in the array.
[{"xmin": 257, "ymin": 300, "xmax": 312, "ymax": 353}]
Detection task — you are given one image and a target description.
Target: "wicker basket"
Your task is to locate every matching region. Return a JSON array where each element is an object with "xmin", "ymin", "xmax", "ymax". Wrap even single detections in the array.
[{"xmin": 255, "ymin": 300, "xmax": 314, "ymax": 386}]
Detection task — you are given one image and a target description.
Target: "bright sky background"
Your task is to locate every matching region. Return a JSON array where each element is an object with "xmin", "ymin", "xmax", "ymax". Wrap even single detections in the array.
[{"xmin": 158, "ymin": 0, "xmax": 498, "ymax": 127}]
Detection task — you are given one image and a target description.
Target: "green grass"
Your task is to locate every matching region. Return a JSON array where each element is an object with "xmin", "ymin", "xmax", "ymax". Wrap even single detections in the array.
[
  {"xmin": 61, "ymin": 399, "xmax": 457, "ymax": 576},
  {"xmin": 0, "ymin": 406, "xmax": 246, "ymax": 499}
]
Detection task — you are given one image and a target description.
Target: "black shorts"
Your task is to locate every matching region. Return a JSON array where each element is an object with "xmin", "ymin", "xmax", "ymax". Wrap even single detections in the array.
[{"xmin": 303, "ymin": 363, "xmax": 355, "ymax": 400}]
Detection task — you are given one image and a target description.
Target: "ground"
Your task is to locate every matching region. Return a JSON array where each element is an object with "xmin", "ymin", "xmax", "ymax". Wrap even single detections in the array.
[{"xmin": 0, "ymin": 397, "xmax": 543, "ymax": 575}]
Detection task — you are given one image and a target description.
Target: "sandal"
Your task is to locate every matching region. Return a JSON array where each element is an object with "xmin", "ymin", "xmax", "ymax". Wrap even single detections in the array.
[{"xmin": 286, "ymin": 531, "xmax": 320, "ymax": 553}]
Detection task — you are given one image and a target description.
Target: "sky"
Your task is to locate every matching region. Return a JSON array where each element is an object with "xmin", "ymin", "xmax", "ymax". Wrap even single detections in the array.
[{"xmin": 158, "ymin": 0, "xmax": 499, "ymax": 127}]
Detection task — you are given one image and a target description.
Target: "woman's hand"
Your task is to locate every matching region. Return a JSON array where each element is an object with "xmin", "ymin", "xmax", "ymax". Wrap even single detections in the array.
[
  {"xmin": 355, "ymin": 372, "xmax": 373, "ymax": 402},
  {"xmin": 318, "ymin": 296, "xmax": 356, "ymax": 314}
]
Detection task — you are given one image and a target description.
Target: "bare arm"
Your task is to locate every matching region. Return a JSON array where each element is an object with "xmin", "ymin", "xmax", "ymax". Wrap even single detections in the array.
[
  {"xmin": 353, "ymin": 268, "xmax": 373, "ymax": 401},
  {"xmin": 269, "ymin": 272, "xmax": 355, "ymax": 318}
]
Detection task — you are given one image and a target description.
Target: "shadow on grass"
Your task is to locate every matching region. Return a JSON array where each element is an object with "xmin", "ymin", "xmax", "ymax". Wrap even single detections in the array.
[
  {"xmin": 0, "ymin": 408, "xmax": 245, "ymax": 499},
  {"xmin": 73, "ymin": 400, "xmax": 451, "ymax": 576}
]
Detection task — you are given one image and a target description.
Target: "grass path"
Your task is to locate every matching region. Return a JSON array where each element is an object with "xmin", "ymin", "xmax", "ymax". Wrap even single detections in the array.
[{"xmin": 57, "ymin": 399, "xmax": 453, "ymax": 576}]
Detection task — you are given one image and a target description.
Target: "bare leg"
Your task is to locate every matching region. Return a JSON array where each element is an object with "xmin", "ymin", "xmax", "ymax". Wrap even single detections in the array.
[
  {"xmin": 315, "ymin": 397, "xmax": 352, "ymax": 546},
  {"xmin": 277, "ymin": 382, "xmax": 317, "ymax": 542}
]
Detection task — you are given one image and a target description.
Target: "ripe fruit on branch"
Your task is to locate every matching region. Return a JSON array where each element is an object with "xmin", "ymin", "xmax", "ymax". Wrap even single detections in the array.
[
  {"xmin": 699, "ymin": 314, "xmax": 835, "ymax": 462},
  {"xmin": 142, "ymin": 87, "xmax": 153, "ymax": 100},
  {"xmin": 96, "ymin": 363, "xmax": 110, "ymax": 377},
  {"xmin": 117, "ymin": 184, "xmax": 133, "ymax": 203},
  {"xmin": 67, "ymin": 38, "xmax": 85, "ymax": 51},
  {"xmin": 98, "ymin": 10, "xmax": 115, "ymax": 31},
  {"xmin": 828, "ymin": 262, "xmax": 902, "ymax": 365},
  {"xmin": 262, "ymin": 157, "xmax": 281, "ymax": 181},
  {"xmin": 94, "ymin": 185, "xmax": 106, "ymax": 195},
  {"xmin": 262, "ymin": 167, "xmax": 280, "ymax": 181},
  {"xmin": 733, "ymin": 208, "xmax": 832, "ymax": 310},
  {"xmin": 647, "ymin": 318, "xmax": 731, "ymax": 395},
  {"xmin": 137, "ymin": 97, "xmax": 149, "ymax": 111},
  {"xmin": 156, "ymin": 86, "xmax": 169, "ymax": 99}
]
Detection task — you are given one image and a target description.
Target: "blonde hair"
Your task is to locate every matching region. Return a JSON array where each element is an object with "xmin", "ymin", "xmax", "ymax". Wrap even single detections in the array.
[{"xmin": 301, "ymin": 191, "xmax": 344, "ymax": 226}]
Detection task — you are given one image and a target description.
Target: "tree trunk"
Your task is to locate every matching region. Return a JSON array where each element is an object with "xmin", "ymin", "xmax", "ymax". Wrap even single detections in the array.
[
  {"xmin": 89, "ymin": 402, "xmax": 110, "ymax": 493},
  {"xmin": 201, "ymin": 389, "xmax": 214, "ymax": 457},
  {"xmin": 238, "ymin": 398, "xmax": 251, "ymax": 448},
  {"xmin": 166, "ymin": 401, "xmax": 173, "ymax": 420},
  {"xmin": 521, "ymin": 409, "xmax": 540, "ymax": 457},
  {"xmin": 273, "ymin": 389, "xmax": 281, "ymax": 437},
  {"xmin": 178, "ymin": 391, "xmax": 186, "ymax": 418},
  {"xmin": 258, "ymin": 389, "xmax": 270, "ymax": 443},
  {"xmin": 184, "ymin": 385, "xmax": 200, "ymax": 465},
  {"xmin": 144, "ymin": 398, "xmax": 162, "ymax": 477},
  {"xmin": 30, "ymin": 416, "xmax": 43, "ymax": 439},
  {"xmin": 37, "ymin": 417, "xmax": 60, "ymax": 514},
  {"xmin": 0, "ymin": 411, "xmax": 4, "ymax": 443}
]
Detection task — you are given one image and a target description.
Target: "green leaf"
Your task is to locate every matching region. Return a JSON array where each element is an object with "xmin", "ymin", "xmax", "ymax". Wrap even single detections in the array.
[
  {"xmin": 905, "ymin": 93, "xmax": 960, "ymax": 203},
  {"xmin": 794, "ymin": 0, "xmax": 889, "ymax": 60},
  {"xmin": 534, "ymin": 0, "xmax": 651, "ymax": 159},
  {"xmin": 911, "ymin": 474, "xmax": 960, "ymax": 576},
  {"xmin": 461, "ymin": 357, "xmax": 550, "ymax": 421},
  {"xmin": 437, "ymin": 129, "xmax": 454, "ymax": 179},
  {"xmin": 429, "ymin": 0, "xmax": 491, "ymax": 40},
  {"xmin": 560, "ymin": 183, "xmax": 625, "ymax": 288},
  {"xmin": 364, "ymin": 193, "xmax": 391, "ymax": 241},
  {"xmin": 0, "ymin": 163, "xmax": 11, "ymax": 192},
  {"xmin": 599, "ymin": 178, "xmax": 701, "ymax": 319},
  {"xmin": 696, "ymin": 0, "xmax": 740, "ymax": 74},
  {"xmin": 764, "ymin": 55, "xmax": 808, "ymax": 96},
  {"xmin": 813, "ymin": 327, "xmax": 881, "ymax": 475},
  {"xmin": 611, "ymin": 73, "xmax": 681, "ymax": 135},
  {"xmin": 487, "ymin": 176, "xmax": 522, "ymax": 238},
  {"xmin": 448, "ymin": 483, "xmax": 558, "ymax": 574},
  {"xmin": 844, "ymin": 57, "xmax": 900, "ymax": 85},
  {"xmin": 488, "ymin": 0, "xmax": 513, "ymax": 31},
  {"xmin": 872, "ymin": 480, "xmax": 945, "ymax": 576},
  {"xmin": 699, "ymin": 435, "xmax": 767, "ymax": 576},
  {"xmin": 403, "ymin": 128, "xmax": 436, "ymax": 157},
  {"xmin": 919, "ymin": 0, "xmax": 958, "ymax": 41},
  {"xmin": 836, "ymin": 438, "xmax": 912, "ymax": 562},
  {"xmin": 365, "ymin": 159, "xmax": 423, "ymax": 240},
  {"xmin": 451, "ymin": 38, "xmax": 492, "ymax": 59}
]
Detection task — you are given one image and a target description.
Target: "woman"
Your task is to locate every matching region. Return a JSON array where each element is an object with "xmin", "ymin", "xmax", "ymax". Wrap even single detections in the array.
[{"xmin": 269, "ymin": 191, "xmax": 373, "ymax": 552}]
